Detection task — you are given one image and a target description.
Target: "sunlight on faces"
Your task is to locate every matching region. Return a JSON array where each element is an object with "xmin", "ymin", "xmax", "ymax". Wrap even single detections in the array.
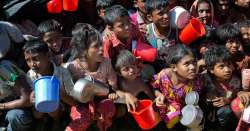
[
  {"xmin": 43, "ymin": 32, "xmax": 63, "ymax": 53},
  {"xmin": 197, "ymin": 2, "xmax": 212, "ymax": 25},
  {"xmin": 111, "ymin": 16, "xmax": 132, "ymax": 41},
  {"xmin": 210, "ymin": 62, "xmax": 233, "ymax": 82}
]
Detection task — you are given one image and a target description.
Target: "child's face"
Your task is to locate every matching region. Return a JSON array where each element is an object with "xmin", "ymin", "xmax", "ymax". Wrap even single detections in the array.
[
  {"xmin": 225, "ymin": 39, "xmax": 242, "ymax": 54},
  {"xmin": 135, "ymin": 0, "xmax": 146, "ymax": 14},
  {"xmin": 24, "ymin": 51, "xmax": 49, "ymax": 74},
  {"xmin": 217, "ymin": 0, "xmax": 230, "ymax": 13},
  {"xmin": 120, "ymin": 64, "xmax": 140, "ymax": 80},
  {"xmin": 210, "ymin": 62, "xmax": 233, "ymax": 81},
  {"xmin": 235, "ymin": 0, "xmax": 250, "ymax": 8},
  {"xmin": 150, "ymin": 7, "xmax": 170, "ymax": 28},
  {"xmin": 197, "ymin": 2, "xmax": 212, "ymax": 25},
  {"xmin": 111, "ymin": 16, "xmax": 132, "ymax": 41},
  {"xmin": 174, "ymin": 54, "xmax": 197, "ymax": 80},
  {"xmin": 240, "ymin": 27, "xmax": 250, "ymax": 46},
  {"xmin": 43, "ymin": 32, "xmax": 63, "ymax": 53},
  {"xmin": 86, "ymin": 41, "xmax": 104, "ymax": 63}
]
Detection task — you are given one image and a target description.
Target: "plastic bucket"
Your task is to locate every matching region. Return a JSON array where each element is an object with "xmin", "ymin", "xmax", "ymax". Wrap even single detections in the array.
[
  {"xmin": 33, "ymin": 76, "xmax": 60, "ymax": 113},
  {"xmin": 63, "ymin": 0, "xmax": 78, "ymax": 12},
  {"xmin": 47, "ymin": 0, "xmax": 63, "ymax": 14},
  {"xmin": 130, "ymin": 100, "xmax": 161, "ymax": 130},
  {"xmin": 132, "ymin": 41, "xmax": 157, "ymax": 62},
  {"xmin": 179, "ymin": 18, "xmax": 206, "ymax": 45},
  {"xmin": 170, "ymin": 6, "xmax": 190, "ymax": 29}
]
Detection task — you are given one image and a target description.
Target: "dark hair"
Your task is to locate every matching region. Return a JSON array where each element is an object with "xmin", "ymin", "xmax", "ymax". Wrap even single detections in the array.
[
  {"xmin": 158, "ymin": 44, "xmax": 193, "ymax": 67},
  {"xmin": 23, "ymin": 39, "xmax": 49, "ymax": 54},
  {"xmin": 38, "ymin": 19, "xmax": 62, "ymax": 35},
  {"xmin": 237, "ymin": 20, "xmax": 250, "ymax": 28},
  {"xmin": 197, "ymin": 0, "xmax": 211, "ymax": 9},
  {"xmin": 216, "ymin": 23, "xmax": 242, "ymax": 44},
  {"xmin": 115, "ymin": 50, "xmax": 137, "ymax": 71},
  {"xmin": 204, "ymin": 45, "xmax": 232, "ymax": 71},
  {"xmin": 103, "ymin": 5, "xmax": 129, "ymax": 26},
  {"xmin": 145, "ymin": 0, "xmax": 168, "ymax": 14},
  {"xmin": 69, "ymin": 23, "xmax": 102, "ymax": 61},
  {"xmin": 96, "ymin": 0, "xmax": 115, "ymax": 10}
]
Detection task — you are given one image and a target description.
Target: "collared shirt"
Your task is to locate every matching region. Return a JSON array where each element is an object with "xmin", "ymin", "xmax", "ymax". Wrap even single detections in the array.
[{"xmin": 27, "ymin": 62, "xmax": 74, "ymax": 97}]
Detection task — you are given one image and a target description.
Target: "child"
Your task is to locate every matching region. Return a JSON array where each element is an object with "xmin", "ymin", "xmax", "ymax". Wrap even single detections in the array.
[
  {"xmin": 216, "ymin": 23, "xmax": 250, "ymax": 77},
  {"xmin": 201, "ymin": 46, "xmax": 238, "ymax": 130},
  {"xmin": 96, "ymin": 0, "xmax": 115, "ymax": 18},
  {"xmin": 213, "ymin": 0, "xmax": 232, "ymax": 25},
  {"xmin": 151, "ymin": 44, "xmax": 201, "ymax": 129},
  {"xmin": 227, "ymin": 0, "xmax": 250, "ymax": 23},
  {"xmin": 102, "ymin": 5, "xmax": 145, "ymax": 59},
  {"xmin": 130, "ymin": 0, "xmax": 149, "ymax": 35},
  {"xmin": 64, "ymin": 23, "xmax": 118, "ymax": 131},
  {"xmin": 190, "ymin": 0, "xmax": 218, "ymax": 27},
  {"xmin": 23, "ymin": 39, "xmax": 76, "ymax": 130},
  {"xmin": 115, "ymin": 50, "xmax": 154, "ymax": 101},
  {"xmin": 38, "ymin": 19, "xmax": 71, "ymax": 65},
  {"xmin": 145, "ymin": 0, "xmax": 176, "ymax": 50},
  {"xmin": 237, "ymin": 20, "xmax": 250, "ymax": 52},
  {"xmin": 0, "ymin": 21, "xmax": 33, "ymax": 131}
]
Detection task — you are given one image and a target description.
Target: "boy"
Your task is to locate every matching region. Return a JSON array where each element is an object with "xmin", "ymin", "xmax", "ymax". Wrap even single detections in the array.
[
  {"xmin": 0, "ymin": 21, "xmax": 33, "ymax": 131},
  {"xmin": 102, "ymin": 5, "xmax": 145, "ymax": 59},
  {"xmin": 23, "ymin": 39, "xmax": 76, "ymax": 130},
  {"xmin": 38, "ymin": 19, "xmax": 71, "ymax": 65},
  {"xmin": 216, "ymin": 23, "xmax": 250, "ymax": 77},
  {"xmin": 145, "ymin": 0, "xmax": 175, "ymax": 50},
  {"xmin": 96, "ymin": 0, "xmax": 115, "ymax": 17},
  {"xmin": 202, "ymin": 46, "xmax": 238, "ymax": 130}
]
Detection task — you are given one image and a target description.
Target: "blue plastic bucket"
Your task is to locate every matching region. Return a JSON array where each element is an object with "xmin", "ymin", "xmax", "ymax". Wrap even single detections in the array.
[{"xmin": 33, "ymin": 76, "xmax": 60, "ymax": 113}]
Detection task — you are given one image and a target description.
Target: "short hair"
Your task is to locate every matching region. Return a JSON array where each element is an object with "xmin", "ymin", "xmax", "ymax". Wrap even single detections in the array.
[
  {"xmin": 96, "ymin": 0, "xmax": 115, "ymax": 10},
  {"xmin": 158, "ymin": 44, "xmax": 193, "ymax": 67},
  {"xmin": 204, "ymin": 45, "xmax": 232, "ymax": 71},
  {"xmin": 115, "ymin": 50, "xmax": 137, "ymax": 71},
  {"xmin": 216, "ymin": 23, "xmax": 242, "ymax": 44},
  {"xmin": 103, "ymin": 5, "xmax": 129, "ymax": 26},
  {"xmin": 145, "ymin": 0, "xmax": 169, "ymax": 14},
  {"xmin": 38, "ymin": 19, "xmax": 62, "ymax": 35},
  {"xmin": 237, "ymin": 20, "xmax": 250, "ymax": 28},
  {"xmin": 23, "ymin": 39, "xmax": 49, "ymax": 54}
]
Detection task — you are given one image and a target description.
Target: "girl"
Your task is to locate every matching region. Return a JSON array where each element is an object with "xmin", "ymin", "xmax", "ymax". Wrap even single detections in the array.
[
  {"xmin": 151, "ymin": 44, "xmax": 201, "ymax": 129},
  {"xmin": 64, "ymin": 23, "xmax": 117, "ymax": 131}
]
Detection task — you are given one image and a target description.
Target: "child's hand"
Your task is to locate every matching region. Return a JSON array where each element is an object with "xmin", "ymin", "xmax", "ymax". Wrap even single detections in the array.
[
  {"xmin": 155, "ymin": 93, "xmax": 166, "ymax": 108},
  {"xmin": 212, "ymin": 97, "xmax": 230, "ymax": 107},
  {"xmin": 124, "ymin": 93, "xmax": 138, "ymax": 112},
  {"xmin": 108, "ymin": 93, "xmax": 119, "ymax": 100},
  {"xmin": 237, "ymin": 91, "xmax": 250, "ymax": 107}
]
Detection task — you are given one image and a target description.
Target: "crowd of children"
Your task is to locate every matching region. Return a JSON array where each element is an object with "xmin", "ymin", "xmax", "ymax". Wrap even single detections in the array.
[{"xmin": 1, "ymin": 0, "xmax": 250, "ymax": 131}]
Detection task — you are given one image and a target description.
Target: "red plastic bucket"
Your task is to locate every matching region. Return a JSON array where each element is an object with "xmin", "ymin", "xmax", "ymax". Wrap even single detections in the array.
[
  {"xmin": 130, "ymin": 100, "xmax": 161, "ymax": 130},
  {"xmin": 231, "ymin": 97, "xmax": 244, "ymax": 118},
  {"xmin": 179, "ymin": 18, "xmax": 206, "ymax": 45},
  {"xmin": 63, "ymin": 0, "xmax": 78, "ymax": 12},
  {"xmin": 47, "ymin": 0, "xmax": 63, "ymax": 14},
  {"xmin": 133, "ymin": 41, "xmax": 157, "ymax": 62}
]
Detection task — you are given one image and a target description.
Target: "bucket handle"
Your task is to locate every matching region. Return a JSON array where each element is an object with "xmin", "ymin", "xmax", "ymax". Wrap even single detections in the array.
[{"xmin": 130, "ymin": 100, "xmax": 154, "ymax": 115}]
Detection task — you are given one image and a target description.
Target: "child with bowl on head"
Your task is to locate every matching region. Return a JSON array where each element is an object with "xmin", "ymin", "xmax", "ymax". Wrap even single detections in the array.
[
  {"xmin": 151, "ymin": 44, "xmax": 201, "ymax": 130},
  {"xmin": 23, "ymin": 39, "xmax": 76, "ymax": 130},
  {"xmin": 201, "ymin": 46, "xmax": 238, "ymax": 130}
]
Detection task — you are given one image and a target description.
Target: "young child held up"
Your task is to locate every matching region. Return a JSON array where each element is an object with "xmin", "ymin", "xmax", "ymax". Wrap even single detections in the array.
[
  {"xmin": 23, "ymin": 39, "xmax": 76, "ymax": 130},
  {"xmin": 38, "ymin": 19, "xmax": 71, "ymax": 65},
  {"xmin": 115, "ymin": 50, "xmax": 154, "ymax": 102},
  {"xmin": 201, "ymin": 46, "xmax": 238, "ymax": 130},
  {"xmin": 151, "ymin": 44, "xmax": 201, "ymax": 129}
]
